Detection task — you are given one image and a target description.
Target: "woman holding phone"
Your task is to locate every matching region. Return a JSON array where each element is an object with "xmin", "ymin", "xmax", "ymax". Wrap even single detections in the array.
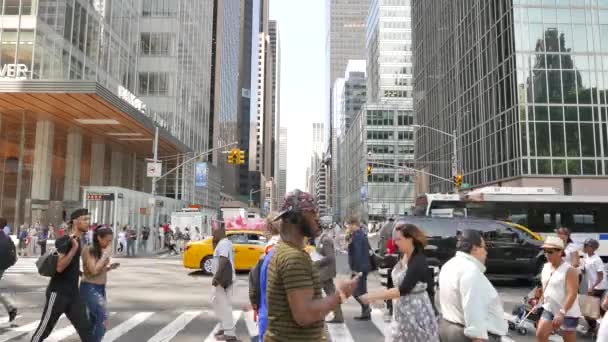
[{"xmin": 81, "ymin": 226, "xmax": 119, "ymax": 342}]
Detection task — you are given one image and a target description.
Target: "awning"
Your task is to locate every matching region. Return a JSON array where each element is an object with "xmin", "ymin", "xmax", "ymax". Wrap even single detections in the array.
[{"xmin": 0, "ymin": 80, "xmax": 191, "ymax": 156}]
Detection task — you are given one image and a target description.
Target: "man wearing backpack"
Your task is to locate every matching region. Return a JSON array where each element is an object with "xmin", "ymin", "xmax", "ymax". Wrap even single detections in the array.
[
  {"xmin": 0, "ymin": 218, "xmax": 18, "ymax": 326},
  {"xmin": 30, "ymin": 209, "xmax": 93, "ymax": 342}
]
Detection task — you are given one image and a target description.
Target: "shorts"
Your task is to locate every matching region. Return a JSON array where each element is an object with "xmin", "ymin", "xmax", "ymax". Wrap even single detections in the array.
[{"xmin": 540, "ymin": 310, "xmax": 579, "ymax": 331}]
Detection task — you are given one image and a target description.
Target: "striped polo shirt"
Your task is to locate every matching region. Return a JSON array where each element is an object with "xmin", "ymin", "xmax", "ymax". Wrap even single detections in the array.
[{"xmin": 264, "ymin": 241, "xmax": 325, "ymax": 342}]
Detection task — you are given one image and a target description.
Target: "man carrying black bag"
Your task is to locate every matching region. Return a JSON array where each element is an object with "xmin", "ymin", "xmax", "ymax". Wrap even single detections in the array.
[{"xmin": 31, "ymin": 209, "xmax": 93, "ymax": 342}]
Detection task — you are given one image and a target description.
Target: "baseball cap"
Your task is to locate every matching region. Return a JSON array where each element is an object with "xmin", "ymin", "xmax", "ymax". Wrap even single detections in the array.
[{"xmin": 275, "ymin": 189, "xmax": 317, "ymax": 221}]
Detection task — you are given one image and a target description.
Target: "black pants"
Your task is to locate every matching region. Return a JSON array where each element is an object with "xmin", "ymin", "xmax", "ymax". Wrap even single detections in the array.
[
  {"xmin": 353, "ymin": 272, "xmax": 370, "ymax": 315},
  {"xmin": 39, "ymin": 241, "xmax": 47, "ymax": 255},
  {"xmin": 31, "ymin": 291, "xmax": 92, "ymax": 342},
  {"xmin": 386, "ymin": 272, "xmax": 393, "ymax": 316}
]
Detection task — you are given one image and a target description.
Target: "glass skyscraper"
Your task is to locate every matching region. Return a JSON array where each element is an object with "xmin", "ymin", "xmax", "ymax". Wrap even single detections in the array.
[{"xmin": 414, "ymin": 0, "xmax": 608, "ymax": 194}]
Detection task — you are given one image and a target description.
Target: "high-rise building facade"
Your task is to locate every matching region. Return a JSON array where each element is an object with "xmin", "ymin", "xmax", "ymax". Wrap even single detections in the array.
[
  {"xmin": 278, "ymin": 127, "xmax": 288, "ymax": 200},
  {"xmin": 341, "ymin": 104, "xmax": 416, "ymax": 219},
  {"xmin": 413, "ymin": 0, "xmax": 608, "ymax": 194},
  {"xmin": 366, "ymin": 0, "xmax": 413, "ymax": 103},
  {"xmin": 211, "ymin": 0, "xmax": 242, "ymax": 199},
  {"xmin": 326, "ymin": 0, "xmax": 370, "ymax": 219},
  {"xmin": 0, "ymin": 0, "xmax": 212, "ymax": 227},
  {"xmin": 139, "ymin": 0, "xmax": 216, "ymax": 207}
]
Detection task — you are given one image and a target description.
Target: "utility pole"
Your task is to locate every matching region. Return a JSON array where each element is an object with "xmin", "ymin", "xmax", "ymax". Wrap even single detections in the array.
[{"xmin": 146, "ymin": 126, "xmax": 159, "ymax": 255}]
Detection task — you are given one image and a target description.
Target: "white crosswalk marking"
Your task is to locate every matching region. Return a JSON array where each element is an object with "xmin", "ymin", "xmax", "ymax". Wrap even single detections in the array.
[
  {"xmin": 204, "ymin": 310, "xmax": 243, "ymax": 342},
  {"xmin": 102, "ymin": 312, "xmax": 154, "ymax": 342},
  {"xmin": 370, "ymin": 308, "xmax": 387, "ymax": 336},
  {"xmin": 242, "ymin": 310, "xmax": 258, "ymax": 337},
  {"xmin": 147, "ymin": 311, "xmax": 201, "ymax": 342},
  {"xmin": 0, "ymin": 320, "xmax": 40, "ymax": 342},
  {"xmin": 327, "ymin": 322, "xmax": 355, "ymax": 342},
  {"xmin": 5, "ymin": 258, "xmax": 37, "ymax": 274}
]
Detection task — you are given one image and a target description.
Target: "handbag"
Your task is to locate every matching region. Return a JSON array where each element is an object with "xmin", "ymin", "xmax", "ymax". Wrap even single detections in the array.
[
  {"xmin": 36, "ymin": 249, "xmax": 59, "ymax": 277},
  {"xmin": 366, "ymin": 237, "xmax": 378, "ymax": 271},
  {"xmin": 579, "ymin": 294, "xmax": 601, "ymax": 319}
]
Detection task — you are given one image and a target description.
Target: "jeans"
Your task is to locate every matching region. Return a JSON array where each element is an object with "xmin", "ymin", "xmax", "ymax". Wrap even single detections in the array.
[
  {"xmin": 0, "ymin": 270, "xmax": 16, "ymax": 313},
  {"xmin": 127, "ymin": 240, "xmax": 135, "ymax": 257},
  {"xmin": 140, "ymin": 240, "xmax": 148, "ymax": 254},
  {"xmin": 80, "ymin": 282, "xmax": 107, "ymax": 342}
]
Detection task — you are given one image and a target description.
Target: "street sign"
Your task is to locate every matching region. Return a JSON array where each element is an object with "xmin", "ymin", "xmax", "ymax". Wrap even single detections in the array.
[{"xmin": 146, "ymin": 161, "xmax": 162, "ymax": 177}]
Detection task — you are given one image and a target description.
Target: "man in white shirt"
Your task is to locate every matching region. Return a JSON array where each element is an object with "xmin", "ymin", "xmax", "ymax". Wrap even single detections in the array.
[
  {"xmin": 438, "ymin": 229, "xmax": 508, "ymax": 342},
  {"xmin": 583, "ymin": 238, "xmax": 607, "ymax": 336},
  {"xmin": 211, "ymin": 226, "xmax": 238, "ymax": 341}
]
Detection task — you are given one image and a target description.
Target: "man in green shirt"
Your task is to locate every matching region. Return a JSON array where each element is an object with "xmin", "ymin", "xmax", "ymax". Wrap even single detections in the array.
[{"xmin": 265, "ymin": 190, "xmax": 359, "ymax": 342}]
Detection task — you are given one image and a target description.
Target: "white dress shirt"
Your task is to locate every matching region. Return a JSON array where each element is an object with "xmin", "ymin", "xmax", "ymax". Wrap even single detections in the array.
[{"xmin": 439, "ymin": 251, "xmax": 508, "ymax": 339}]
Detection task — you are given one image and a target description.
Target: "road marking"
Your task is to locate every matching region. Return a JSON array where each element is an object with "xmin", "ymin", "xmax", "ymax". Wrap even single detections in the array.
[
  {"xmin": 0, "ymin": 320, "xmax": 40, "ymax": 342},
  {"xmin": 0, "ymin": 315, "xmax": 21, "ymax": 327},
  {"xmin": 44, "ymin": 313, "xmax": 115, "ymax": 342},
  {"xmin": 102, "ymin": 312, "xmax": 154, "ymax": 342},
  {"xmin": 243, "ymin": 310, "xmax": 257, "ymax": 337},
  {"xmin": 204, "ymin": 310, "xmax": 242, "ymax": 342},
  {"xmin": 326, "ymin": 322, "xmax": 355, "ymax": 342},
  {"xmin": 370, "ymin": 308, "xmax": 386, "ymax": 336},
  {"xmin": 147, "ymin": 311, "xmax": 201, "ymax": 342}
]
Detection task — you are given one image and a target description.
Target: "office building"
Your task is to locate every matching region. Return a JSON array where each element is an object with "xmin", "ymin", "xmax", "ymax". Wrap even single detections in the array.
[
  {"xmin": 0, "ymin": 0, "xmax": 215, "ymax": 228},
  {"xmin": 326, "ymin": 0, "xmax": 370, "ymax": 219},
  {"xmin": 341, "ymin": 104, "xmax": 416, "ymax": 220},
  {"xmin": 413, "ymin": 0, "xmax": 608, "ymax": 194},
  {"xmin": 333, "ymin": 60, "xmax": 366, "ymax": 220},
  {"xmin": 366, "ymin": 0, "xmax": 413, "ymax": 104},
  {"xmin": 211, "ymin": 0, "xmax": 242, "ymax": 198},
  {"xmin": 278, "ymin": 127, "xmax": 288, "ymax": 200}
]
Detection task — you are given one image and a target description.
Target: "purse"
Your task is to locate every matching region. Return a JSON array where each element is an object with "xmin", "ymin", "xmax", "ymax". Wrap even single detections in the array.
[
  {"xmin": 579, "ymin": 294, "xmax": 601, "ymax": 319},
  {"xmin": 36, "ymin": 249, "xmax": 59, "ymax": 277}
]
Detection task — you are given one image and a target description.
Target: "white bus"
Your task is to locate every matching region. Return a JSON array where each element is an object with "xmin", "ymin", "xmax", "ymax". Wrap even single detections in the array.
[{"xmin": 414, "ymin": 187, "xmax": 608, "ymax": 260}]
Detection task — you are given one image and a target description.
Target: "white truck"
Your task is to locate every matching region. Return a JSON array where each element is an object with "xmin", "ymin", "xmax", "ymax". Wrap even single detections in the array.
[{"xmin": 170, "ymin": 208, "xmax": 216, "ymax": 240}]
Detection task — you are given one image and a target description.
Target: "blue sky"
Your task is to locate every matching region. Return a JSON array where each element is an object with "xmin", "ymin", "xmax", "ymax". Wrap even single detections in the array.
[{"xmin": 271, "ymin": 0, "xmax": 326, "ymax": 192}]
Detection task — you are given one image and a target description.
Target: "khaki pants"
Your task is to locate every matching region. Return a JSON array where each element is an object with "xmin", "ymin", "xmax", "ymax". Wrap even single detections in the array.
[
  {"xmin": 321, "ymin": 279, "xmax": 343, "ymax": 321},
  {"xmin": 212, "ymin": 285, "xmax": 235, "ymax": 337}
]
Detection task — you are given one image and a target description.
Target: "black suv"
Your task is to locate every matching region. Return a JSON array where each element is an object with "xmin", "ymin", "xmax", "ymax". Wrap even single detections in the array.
[{"xmin": 375, "ymin": 216, "xmax": 544, "ymax": 286}]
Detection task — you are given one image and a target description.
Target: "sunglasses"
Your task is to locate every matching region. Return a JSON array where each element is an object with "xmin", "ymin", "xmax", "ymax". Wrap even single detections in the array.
[{"xmin": 543, "ymin": 248, "xmax": 561, "ymax": 255}]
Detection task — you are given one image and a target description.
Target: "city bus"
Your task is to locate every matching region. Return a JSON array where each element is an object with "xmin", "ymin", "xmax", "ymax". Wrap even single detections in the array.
[{"xmin": 414, "ymin": 187, "xmax": 608, "ymax": 259}]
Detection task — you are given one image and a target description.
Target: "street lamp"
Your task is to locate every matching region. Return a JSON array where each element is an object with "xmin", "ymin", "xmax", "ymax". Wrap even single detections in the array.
[{"xmin": 411, "ymin": 124, "xmax": 458, "ymax": 180}]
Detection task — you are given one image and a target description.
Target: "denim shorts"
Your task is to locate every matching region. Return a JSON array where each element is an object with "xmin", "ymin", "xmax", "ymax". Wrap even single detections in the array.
[{"xmin": 541, "ymin": 310, "xmax": 579, "ymax": 331}]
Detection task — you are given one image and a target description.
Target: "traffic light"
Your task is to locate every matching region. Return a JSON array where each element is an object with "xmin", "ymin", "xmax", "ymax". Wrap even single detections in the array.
[
  {"xmin": 238, "ymin": 149, "xmax": 245, "ymax": 165},
  {"xmin": 227, "ymin": 148, "xmax": 237, "ymax": 164},
  {"xmin": 366, "ymin": 165, "xmax": 373, "ymax": 179},
  {"xmin": 454, "ymin": 174, "xmax": 463, "ymax": 189}
]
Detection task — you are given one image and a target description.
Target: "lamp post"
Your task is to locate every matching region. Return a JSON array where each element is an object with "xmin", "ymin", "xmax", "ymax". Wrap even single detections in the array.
[{"xmin": 411, "ymin": 124, "xmax": 458, "ymax": 191}]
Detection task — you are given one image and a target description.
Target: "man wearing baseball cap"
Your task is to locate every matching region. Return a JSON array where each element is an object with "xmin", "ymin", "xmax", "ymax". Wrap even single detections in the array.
[
  {"xmin": 264, "ymin": 190, "xmax": 359, "ymax": 342},
  {"xmin": 30, "ymin": 209, "xmax": 93, "ymax": 342},
  {"xmin": 582, "ymin": 238, "xmax": 607, "ymax": 337}
]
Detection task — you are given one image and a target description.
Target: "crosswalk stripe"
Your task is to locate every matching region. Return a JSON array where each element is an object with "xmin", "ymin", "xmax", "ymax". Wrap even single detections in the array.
[
  {"xmin": 204, "ymin": 310, "xmax": 243, "ymax": 342},
  {"xmin": 242, "ymin": 310, "xmax": 257, "ymax": 337},
  {"xmin": 44, "ymin": 312, "xmax": 116, "ymax": 342},
  {"xmin": 326, "ymin": 322, "xmax": 355, "ymax": 342},
  {"xmin": 102, "ymin": 312, "xmax": 154, "ymax": 342},
  {"xmin": 147, "ymin": 311, "xmax": 201, "ymax": 342},
  {"xmin": 370, "ymin": 309, "xmax": 386, "ymax": 337},
  {"xmin": 0, "ymin": 316, "xmax": 21, "ymax": 326},
  {"xmin": 0, "ymin": 320, "xmax": 40, "ymax": 342}
]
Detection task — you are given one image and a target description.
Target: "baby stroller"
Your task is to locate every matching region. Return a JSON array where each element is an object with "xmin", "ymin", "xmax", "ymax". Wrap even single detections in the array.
[{"xmin": 508, "ymin": 285, "xmax": 543, "ymax": 336}]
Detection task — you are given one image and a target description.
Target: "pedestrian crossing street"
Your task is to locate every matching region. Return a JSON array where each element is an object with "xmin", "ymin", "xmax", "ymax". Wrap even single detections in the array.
[
  {"xmin": 0, "ymin": 309, "xmax": 389, "ymax": 342},
  {"xmin": 4, "ymin": 258, "xmax": 37, "ymax": 275}
]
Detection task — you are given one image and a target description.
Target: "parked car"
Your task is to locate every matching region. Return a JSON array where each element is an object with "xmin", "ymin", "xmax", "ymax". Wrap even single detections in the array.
[{"xmin": 375, "ymin": 217, "xmax": 544, "ymax": 287}]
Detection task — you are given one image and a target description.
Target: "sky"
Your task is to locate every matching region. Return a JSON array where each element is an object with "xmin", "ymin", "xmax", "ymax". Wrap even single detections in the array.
[{"xmin": 270, "ymin": 0, "xmax": 326, "ymax": 192}]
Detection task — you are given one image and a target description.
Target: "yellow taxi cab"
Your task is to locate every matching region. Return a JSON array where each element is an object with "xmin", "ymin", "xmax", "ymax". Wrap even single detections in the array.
[
  {"xmin": 183, "ymin": 230, "xmax": 266, "ymax": 274},
  {"xmin": 502, "ymin": 221, "xmax": 543, "ymax": 241}
]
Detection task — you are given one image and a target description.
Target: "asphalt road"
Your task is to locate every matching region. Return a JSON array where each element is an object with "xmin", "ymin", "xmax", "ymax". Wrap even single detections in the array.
[{"xmin": 0, "ymin": 250, "xmax": 596, "ymax": 342}]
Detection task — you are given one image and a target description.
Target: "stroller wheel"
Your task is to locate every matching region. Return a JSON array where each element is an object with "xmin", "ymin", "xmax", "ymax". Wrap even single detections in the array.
[
  {"xmin": 508, "ymin": 321, "xmax": 516, "ymax": 330},
  {"xmin": 517, "ymin": 327, "xmax": 528, "ymax": 335}
]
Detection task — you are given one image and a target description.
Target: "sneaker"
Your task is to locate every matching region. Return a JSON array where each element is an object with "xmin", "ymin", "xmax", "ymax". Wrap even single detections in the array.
[
  {"xmin": 8, "ymin": 309, "xmax": 17, "ymax": 327},
  {"xmin": 326, "ymin": 318, "xmax": 344, "ymax": 324},
  {"xmin": 354, "ymin": 314, "xmax": 371, "ymax": 321}
]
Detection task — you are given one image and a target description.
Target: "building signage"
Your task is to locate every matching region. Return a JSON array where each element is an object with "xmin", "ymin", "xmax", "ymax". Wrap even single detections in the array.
[
  {"xmin": 87, "ymin": 193, "xmax": 115, "ymax": 201},
  {"xmin": 147, "ymin": 161, "xmax": 162, "ymax": 178},
  {"xmin": 195, "ymin": 162, "xmax": 208, "ymax": 187},
  {"xmin": 0, "ymin": 64, "xmax": 29, "ymax": 79}
]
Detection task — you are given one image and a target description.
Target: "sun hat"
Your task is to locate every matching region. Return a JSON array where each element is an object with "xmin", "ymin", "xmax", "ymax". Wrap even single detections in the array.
[{"xmin": 542, "ymin": 235, "xmax": 565, "ymax": 250}]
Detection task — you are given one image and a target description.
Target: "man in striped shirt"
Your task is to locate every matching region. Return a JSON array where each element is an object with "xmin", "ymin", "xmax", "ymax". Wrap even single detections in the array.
[{"xmin": 264, "ymin": 190, "xmax": 359, "ymax": 342}]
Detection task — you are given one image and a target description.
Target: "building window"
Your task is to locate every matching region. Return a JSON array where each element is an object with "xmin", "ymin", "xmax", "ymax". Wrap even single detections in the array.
[
  {"xmin": 138, "ymin": 72, "xmax": 172, "ymax": 96},
  {"xmin": 140, "ymin": 33, "xmax": 173, "ymax": 56},
  {"xmin": 142, "ymin": 0, "xmax": 177, "ymax": 17}
]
